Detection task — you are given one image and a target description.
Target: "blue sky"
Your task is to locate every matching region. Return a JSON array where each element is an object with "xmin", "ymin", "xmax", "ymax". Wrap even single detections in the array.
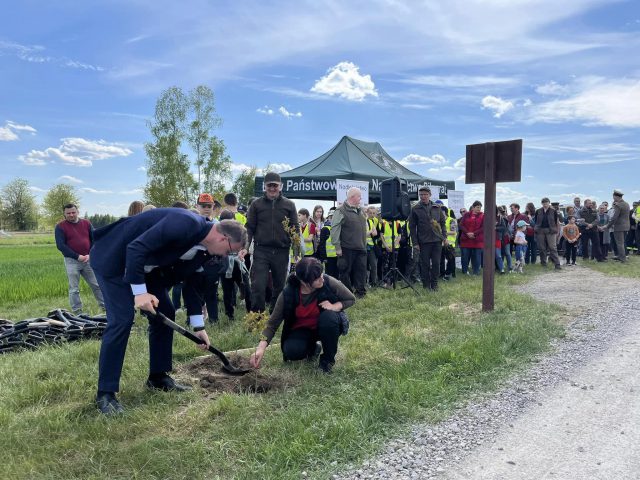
[{"xmin": 1, "ymin": 0, "xmax": 639, "ymax": 216}]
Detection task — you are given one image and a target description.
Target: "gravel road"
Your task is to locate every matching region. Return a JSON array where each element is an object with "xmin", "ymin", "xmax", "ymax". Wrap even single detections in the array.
[{"xmin": 336, "ymin": 265, "xmax": 640, "ymax": 480}]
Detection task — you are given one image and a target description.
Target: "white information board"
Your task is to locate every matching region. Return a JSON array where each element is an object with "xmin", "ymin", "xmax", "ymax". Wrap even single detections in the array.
[
  {"xmin": 447, "ymin": 190, "xmax": 465, "ymax": 217},
  {"xmin": 336, "ymin": 179, "xmax": 370, "ymax": 206}
]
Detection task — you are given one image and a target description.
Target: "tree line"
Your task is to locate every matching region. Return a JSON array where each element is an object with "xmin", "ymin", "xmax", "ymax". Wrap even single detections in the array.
[{"xmin": 1, "ymin": 85, "xmax": 261, "ymax": 232}]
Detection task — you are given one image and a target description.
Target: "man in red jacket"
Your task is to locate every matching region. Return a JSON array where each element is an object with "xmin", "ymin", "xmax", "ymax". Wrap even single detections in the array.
[{"xmin": 55, "ymin": 203, "xmax": 105, "ymax": 313}]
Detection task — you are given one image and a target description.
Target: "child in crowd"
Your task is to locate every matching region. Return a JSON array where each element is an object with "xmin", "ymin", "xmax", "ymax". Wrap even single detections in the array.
[
  {"xmin": 562, "ymin": 215, "xmax": 581, "ymax": 265},
  {"xmin": 513, "ymin": 220, "xmax": 528, "ymax": 273}
]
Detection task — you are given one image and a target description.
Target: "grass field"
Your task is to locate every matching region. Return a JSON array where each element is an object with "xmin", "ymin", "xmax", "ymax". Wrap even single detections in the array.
[
  {"xmin": 581, "ymin": 254, "xmax": 640, "ymax": 279},
  {"xmin": 1, "ymin": 237, "xmax": 566, "ymax": 479}
]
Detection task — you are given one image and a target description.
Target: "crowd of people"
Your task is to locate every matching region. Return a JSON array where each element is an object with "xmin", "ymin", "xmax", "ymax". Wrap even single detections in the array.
[{"xmin": 51, "ymin": 175, "xmax": 638, "ymax": 415}]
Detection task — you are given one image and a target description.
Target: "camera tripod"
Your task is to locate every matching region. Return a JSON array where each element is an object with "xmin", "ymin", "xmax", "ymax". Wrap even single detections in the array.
[{"xmin": 379, "ymin": 222, "xmax": 420, "ymax": 295}]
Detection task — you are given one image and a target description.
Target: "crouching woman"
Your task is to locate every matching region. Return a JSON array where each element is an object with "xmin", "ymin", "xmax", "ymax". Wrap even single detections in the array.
[{"xmin": 250, "ymin": 257, "xmax": 355, "ymax": 373}]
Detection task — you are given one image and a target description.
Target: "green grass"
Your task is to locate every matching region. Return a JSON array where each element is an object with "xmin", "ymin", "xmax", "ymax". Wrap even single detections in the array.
[
  {"xmin": 580, "ymin": 253, "xmax": 640, "ymax": 279},
  {"xmin": 0, "ymin": 240, "xmax": 565, "ymax": 479}
]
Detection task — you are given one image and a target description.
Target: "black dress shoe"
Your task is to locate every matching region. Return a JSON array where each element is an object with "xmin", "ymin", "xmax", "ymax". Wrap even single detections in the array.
[
  {"xmin": 96, "ymin": 391, "xmax": 124, "ymax": 415},
  {"xmin": 145, "ymin": 374, "xmax": 192, "ymax": 392}
]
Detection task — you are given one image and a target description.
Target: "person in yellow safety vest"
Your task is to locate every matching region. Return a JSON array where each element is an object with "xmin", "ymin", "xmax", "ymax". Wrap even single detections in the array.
[
  {"xmin": 223, "ymin": 193, "xmax": 247, "ymax": 225},
  {"xmin": 298, "ymin": 208, "xmax": 315, "ymax": 257},
  {"xmin": 380, "ymin": 219, "xmax": 402, "ymax": 288},
  {"xmin": 440, "ymin": 206, "xmax": 458, "ymax": 280},
  {"xmin": 394, "ymin": 219, "xmax": 411, "ymax": 275},
  {"xmin": 317, "ymin": 218, "xmax": 338, "ymax": 277},
  {"xmin": 365, "ymin": 206, "xmax": 380, "ymax": 287}
]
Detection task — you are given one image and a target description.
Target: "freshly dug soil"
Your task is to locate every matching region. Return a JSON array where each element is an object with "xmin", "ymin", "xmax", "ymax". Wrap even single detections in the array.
[{"xmin": 175, "ymin": 353, "xmax": 295, "ymax": 398}]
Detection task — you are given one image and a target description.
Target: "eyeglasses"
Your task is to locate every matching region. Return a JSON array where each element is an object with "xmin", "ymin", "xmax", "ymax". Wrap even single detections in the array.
[
  {"xmin": 225, "ymin": 236, "xmax": 237, "ymax": 256},
  {"xmin": 266, "ymin": 183, "xmax": 280, "ymax": 188},
  {"xmin": 199, "ymin": 204, "xmax": 213, "ymax": 208}
]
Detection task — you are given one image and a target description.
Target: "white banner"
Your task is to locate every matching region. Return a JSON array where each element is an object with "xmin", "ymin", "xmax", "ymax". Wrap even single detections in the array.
[
  {"xmin": 447, "ymin": 190, "xmax": 465, "ymax": 217},
  {"xmin": 336, "ymin": 179, "xmax": 370, "ymax": 206}
]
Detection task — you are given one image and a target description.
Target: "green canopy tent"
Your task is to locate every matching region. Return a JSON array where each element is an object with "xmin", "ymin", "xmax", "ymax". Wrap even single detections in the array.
[{"xmin": 254, "ymin": 136, "xmax": 455, "ymax": 202}]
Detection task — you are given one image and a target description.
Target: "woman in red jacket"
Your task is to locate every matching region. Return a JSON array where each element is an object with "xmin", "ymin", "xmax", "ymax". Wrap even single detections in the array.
[{"xmin": 459, "ymin": 200, "xmax": 484, "ymax": 274}]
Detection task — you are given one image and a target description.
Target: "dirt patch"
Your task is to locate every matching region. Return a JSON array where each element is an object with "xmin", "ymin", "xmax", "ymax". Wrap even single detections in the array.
[
  {"xmin": 517, "ymin": 264, "xmax": 639, "ymax": 315},
  {"xmin": 175, "ymin": 353, "xmax": 296, "ymax": 398}
]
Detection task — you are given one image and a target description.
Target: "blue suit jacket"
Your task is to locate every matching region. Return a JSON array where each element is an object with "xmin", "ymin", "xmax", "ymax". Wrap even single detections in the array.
[{"xmin": 90, "ymin": 208, "xmax": 214, "ymax": 284}]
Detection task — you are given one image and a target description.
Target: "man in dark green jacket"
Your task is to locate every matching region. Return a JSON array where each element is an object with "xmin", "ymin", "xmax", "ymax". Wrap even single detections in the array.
[
  {"xmin": 245, "ymin": 172, "xmax": 299, "ymax": 311},
  {"xmin": 409, "ymin": 186, "xmax": 447, "ymax": 290}
]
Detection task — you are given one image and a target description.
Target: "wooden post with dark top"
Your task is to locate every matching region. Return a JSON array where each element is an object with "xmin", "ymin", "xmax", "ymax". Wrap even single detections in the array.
[{"xmin": 466, "ymin": 139, "xmax": 522, "ymax": 312}]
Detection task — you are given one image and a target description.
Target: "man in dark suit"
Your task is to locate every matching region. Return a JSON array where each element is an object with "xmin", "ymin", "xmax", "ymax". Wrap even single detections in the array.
[{"xmin": 90, "ymin": 208, "xmax": 247, "ymax": 415}]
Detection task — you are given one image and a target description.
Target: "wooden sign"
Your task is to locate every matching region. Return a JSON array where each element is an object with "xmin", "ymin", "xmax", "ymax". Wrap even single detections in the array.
[{"xmin": 465, "ymin": 139, "xmax": 523, "ymax": 312}]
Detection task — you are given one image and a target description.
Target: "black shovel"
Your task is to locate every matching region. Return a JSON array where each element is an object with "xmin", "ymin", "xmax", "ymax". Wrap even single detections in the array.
[{"xmin": 143, "ymin": 311, "xmax": 251, "ymax": 376}]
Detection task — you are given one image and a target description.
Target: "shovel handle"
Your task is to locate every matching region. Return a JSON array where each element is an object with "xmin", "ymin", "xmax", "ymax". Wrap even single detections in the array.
[{"xmin": 144, "ymin": 311, "xmax": 233, "ymax": 367}]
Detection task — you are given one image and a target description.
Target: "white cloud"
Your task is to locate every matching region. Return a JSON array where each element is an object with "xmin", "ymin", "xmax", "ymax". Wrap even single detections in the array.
[
  {"xmin": 29, "ymin": 186, "xmax": 47, "ymax": 193},
  {"xmin": 137, "ymin": 166, "xmax": 146, "ymax": 172},
  {"xmin": 119, "ymin": 188, "xmax": 143, "ymax": 194},
  {"xmin": 267, "ymin": 163, "xmax": 293, "ymax": 173},
  {"xmin": 481, "ymin": 95, "xmax": 514, "ymax": 118},
  {"xmin": 19, "ymin": 137, "xmax": 133, "ymax": 167},
  {"xmin": 527, "ymin": 77, "xmax": 640, "ymax": 127},
  {"xmin": 535, "ymin": 81, "xmax": 569, "ymax": 96},
  {"xmin": 257, "ymin": 106, "xmax": 274, "ymax": 115},
  {"xmin": 81, "ymin": 187, "xmax": 114, "ymax": 194},
  {"xmin": 552, "ymin": 158, "xmax": 630, "ymax": 165},
  {"xmin": 400, "ymin": 75, "xmax": 518, "ymax": 88},
  {"xmin": 0, "ymin": 120, "xmax": 37, "ymax": 141},
  {"xmin": 311, "ymin": 61, "xmax": 378, "ymax": 101},
  {"xmin": 399, "ymin": 154, "xmax": 447, "ymax": 166},
  {"xmin": 0, "ymin": 40, "xmax": 103, "ymax": 71},
  {"xmin": 278, "ymin": 106, "xmax": 302, "ymax": 118},
  {"xmin": 427, "ymin": 157, "xmax": 466, "ymax": 175},
  {"xmin": 58, "ymin": 175, "xmax": 83, "ymax": 184},
  {"xmin": 0, "ymin": 126, "xmax": 18, "ymax": 141}
]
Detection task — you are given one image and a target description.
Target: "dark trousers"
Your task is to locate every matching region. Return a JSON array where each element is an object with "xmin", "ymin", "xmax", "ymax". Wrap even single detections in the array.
[
  {"xmin": 96, "ymin": 273, "xmax": 174, "ymax": 393},
  {"xmin": 565, "ymin": 242, "xmax": 577, "ymax": 264},
  {"xmin": 171, "ymin": 282, "xmax": 183, "ymax": 310},
  {"xmin": 221, "ymin": 265, "xmax": 251, "ymax": 319},
  {"xmin": 250, "ymin": 246, "xmax": 289, "ymax": 312},
  {"xmin": 366, "ymin": 248, "xmax": 378, "ymax": 286},
  {"xmin": 324, "ymin": 257, "xmax": 338, "ymax": 278},
  {"xmin": 461, "ymin": 247, "xmax": 482, "ymax": 274},
  {"xmin": 581, "ymin": 229, "xmax": 602, "ymax": 260},
  {"xmin": 337, "ymin": 248, "xmax": 367, "ymax": 297},
  {"xmin": 282, "ymin": 310, "xmax": 342, "ymax": 365},
  {"xmin": 599, "ymin": 232, "xmax": 609, "ymax": 256},
  {"xmin": 200, "ymin": 262, "xmax": 220, "ymax": 322},
  {"xmin": 525, "ymin": 235, "xmax": 537, "ymax": 264},
  {"xmin": 419, "ymin": 242, "xmax": 442, "ymax": 289}
]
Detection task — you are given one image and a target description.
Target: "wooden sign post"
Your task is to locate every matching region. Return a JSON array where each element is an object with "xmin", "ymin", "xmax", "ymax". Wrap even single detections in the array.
[{"xmin": 465, "ymin": 139, "xmax": 522, "ymax": 312}]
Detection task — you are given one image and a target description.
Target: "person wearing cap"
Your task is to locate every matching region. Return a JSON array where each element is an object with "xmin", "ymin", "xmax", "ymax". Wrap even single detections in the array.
[
  {"xmin": 606, "ymin": 190, "xmax": 630, "ymax": 262},
  {"xmin": 409, "ymin": 186, "xmax": 447, "ymax": 290},
  {"xmin": 513, "ymin": 220, "xmax": 529, "ymax": 273},
  {"xmin": 534, "ymin": 197, "xmax": 562, "ymax": 270},
  {"xmin": 89, "ymin": 209, "xmax": 247, "ymax": 415},
  {"xmin": 245, "ymin": 172, "xmax": 300, "ymax": 312}
]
